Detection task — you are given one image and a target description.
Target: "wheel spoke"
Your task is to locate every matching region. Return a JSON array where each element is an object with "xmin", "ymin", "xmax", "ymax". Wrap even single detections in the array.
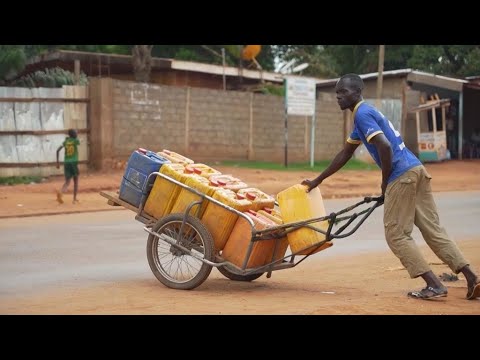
[{"xmin": 148, "ymin": 215, "xmax": 214, "ymax": 289}]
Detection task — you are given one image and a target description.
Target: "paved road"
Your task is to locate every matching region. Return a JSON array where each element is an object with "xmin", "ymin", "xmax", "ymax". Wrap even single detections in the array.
[{"xmin": 0, "ymin": 191, "xmax": 479, "ymax": 298}]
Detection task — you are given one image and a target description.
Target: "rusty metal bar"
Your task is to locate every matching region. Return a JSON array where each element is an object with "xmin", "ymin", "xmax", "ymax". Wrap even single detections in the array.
[
  {"xmin": 0, "ymin": 129, "xmax": 89, "ymax": 136},
  {"xmin": 0, "ymin": 98, "xmax": 89, "ymax": 103},
  {"xmin": 0, "ymin": 160, "xmax": 89, "ymax": 168}
]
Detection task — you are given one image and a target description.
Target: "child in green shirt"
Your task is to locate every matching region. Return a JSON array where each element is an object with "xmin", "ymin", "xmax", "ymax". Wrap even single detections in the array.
[{"xmin": 56, "ymin": 129, "xmax": 80, "ymax": 204}]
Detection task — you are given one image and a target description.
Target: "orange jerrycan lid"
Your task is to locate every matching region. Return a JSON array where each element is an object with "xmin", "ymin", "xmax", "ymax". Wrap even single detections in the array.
[
  {"xmin": 209, "ymin": 178, "xmax": 227, "ymax": 187},
  {"xmin": 185, "ymin": 164, "xmax": 199, "ymax": 174}
]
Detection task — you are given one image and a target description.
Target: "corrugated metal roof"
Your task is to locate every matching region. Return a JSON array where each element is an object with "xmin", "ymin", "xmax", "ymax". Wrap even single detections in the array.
[
  {"xmin": 171, "ymin": 59, "xmax": 284, "ymax": 83},
  {"xmin": 315, "ymin": 68, "xmax": 468, "ymax": 88},
  {"xmin": 25, "ymin": 50, "xmax": 285, "ymax": 84}
]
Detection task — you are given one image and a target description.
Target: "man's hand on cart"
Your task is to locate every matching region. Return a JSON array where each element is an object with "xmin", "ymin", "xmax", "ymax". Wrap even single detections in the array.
[
  {"xmin": 301, "ymin": 178, "xmax": 321, "ymax": 192},
  {"xmin": 364, "ymin": 195, "xmax": 385, "ymax": 205}
]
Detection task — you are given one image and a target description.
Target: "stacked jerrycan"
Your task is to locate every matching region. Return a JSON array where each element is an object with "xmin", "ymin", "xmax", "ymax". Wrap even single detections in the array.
[
  {"xmin": 119, "ymin": 148, "xmax": 171, "ymax": 208},
  {"xmin": 222, "ymin": 209, "xmax": 290, "ymax": 268},
  {"xmin": 201, "ymin": 189, "xmax": 255, "ymax": 251},
  {"xmin": 257, "ymin": 207, "xmax": 283, "ymax": 223},
  {"xmin": 143, "ymin": 163, "xmax": 197, "ymax": 219},
  {"xmin": 237, "ymin": 187, "xmax": 275, "ymax": 211},
  {"xmin": 209, "ymin": 174, "xmax": 248, "ymax": 192},
  {"xmin": 157, "ymin": 149, "xmax": 194, "ymax": 166},
  {"xmin": 184, "ymin": 163, "xmax": 222, "ymax": 179},
  {"xmin": 169, "ymin": 173, "xmax": 220, "ymax": 218}
]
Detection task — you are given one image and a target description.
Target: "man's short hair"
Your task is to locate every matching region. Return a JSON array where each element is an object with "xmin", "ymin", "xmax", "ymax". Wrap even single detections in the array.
[{"xmin": 340, "ymin": 73, "xmax": 364, "ymax": 92}]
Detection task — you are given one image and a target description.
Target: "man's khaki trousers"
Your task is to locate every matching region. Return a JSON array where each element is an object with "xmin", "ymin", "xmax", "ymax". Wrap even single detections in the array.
[{"xmin": 383, "ymin": 165, "xmax": 468, "ymax": 278}]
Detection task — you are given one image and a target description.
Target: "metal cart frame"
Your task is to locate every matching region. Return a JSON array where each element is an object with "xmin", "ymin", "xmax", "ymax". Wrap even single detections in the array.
[{"xmin": 100, "ymin": 171, "xmax": 384, "ymax": 290}]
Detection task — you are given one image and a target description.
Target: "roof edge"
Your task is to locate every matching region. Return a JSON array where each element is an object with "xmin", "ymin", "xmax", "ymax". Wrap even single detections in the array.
[{"xmin": 316, "ymin": 68, "xmax": 469, "ymax": 88}]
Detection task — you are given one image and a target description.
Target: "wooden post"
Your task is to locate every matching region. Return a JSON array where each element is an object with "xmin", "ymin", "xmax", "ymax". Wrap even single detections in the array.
[
  {"xmin": 401, "ymin": 79, "xmax": 407, "ymax": 137},
  {"xmin": 248, "ymin": 92, "xmax": 254, "ymax": 160},
  {"xmin": 441, "ymin": 106, "xmax": 446, "ymax": 132},
  {"xmin": 304, "ymin": 116, "xmax": 309, "ymax": 159},
  {"xmin": 89, "ymin": 78, "xmax": 113, "ymax": 170},
  {"xmin": 185, "ymin": 87, "xmax": 190, "ymax": 155},
  {"xmin": 415, "ymin": 111, "xmax": 421, "ymax": 155},
  {"xmin": 74, "ymin": 60, "xmax": 81, "ymax": 85},
  {"xmin": 222, "ymin": 48, "xmax": 226, "ymax": 91},
  {"xmin": 375, "ymin": 45, "xmax": 385, "ymax": 109}
]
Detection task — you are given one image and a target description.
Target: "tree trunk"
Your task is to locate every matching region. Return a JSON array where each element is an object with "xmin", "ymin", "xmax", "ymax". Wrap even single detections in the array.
[{"xmin": 132, "ymin": 45, "xmax": 153, "ymax": 83}]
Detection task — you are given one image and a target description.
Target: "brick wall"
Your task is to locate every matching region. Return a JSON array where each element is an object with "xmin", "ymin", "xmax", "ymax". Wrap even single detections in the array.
[{"xmin": 89, "ymin": 78, "xmax": 344, "ymax": 169}]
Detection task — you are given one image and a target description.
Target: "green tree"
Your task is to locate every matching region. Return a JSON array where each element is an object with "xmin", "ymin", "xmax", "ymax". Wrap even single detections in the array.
[
  {"xmin": 0, "ymin": 45, "xmax": 27, "ymax": 84},
  {"xmin": 407, "ymin": 45, "xmax": 480, "ymax": 77},
  {"xmin": 272, "ymin": 45, "xmax": 338, "ymax": 77},
  {"xmin": 1, "ymin": 45, "xmax": 133, "ymax": 85},
  {"xmin": 151, "ymin": 45, "xmax": 275, "ymax": 70},
  {"xmin": 323, "ymin": 45, "xmax": 379, "ymax": 75}
]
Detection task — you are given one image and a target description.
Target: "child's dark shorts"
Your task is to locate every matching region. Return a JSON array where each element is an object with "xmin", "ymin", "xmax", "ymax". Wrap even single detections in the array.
[{"xmin": 64, "ymin": 162, "xmax": 79, "ymax": 179}]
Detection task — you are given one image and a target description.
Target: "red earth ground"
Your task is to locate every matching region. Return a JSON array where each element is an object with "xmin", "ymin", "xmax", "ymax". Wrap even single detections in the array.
[{"xmin": 1, "ymin": 159, "xmax": 479, "ymax": 314}]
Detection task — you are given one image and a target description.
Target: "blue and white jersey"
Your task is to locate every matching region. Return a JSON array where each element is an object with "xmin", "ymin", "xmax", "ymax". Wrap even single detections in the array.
[{"xmin": 347, "ymin": 100, "xmax": 421, "ymax": 183}]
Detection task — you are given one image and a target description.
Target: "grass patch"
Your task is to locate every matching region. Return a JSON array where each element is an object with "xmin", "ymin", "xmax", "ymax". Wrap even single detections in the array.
[
  {"xmin": 218, "ymin": 159, "xmax": 378, "ymax": 172},
  {"xmin": 0, "ymin": 176, "xmax": 43, "ymax": 185}
]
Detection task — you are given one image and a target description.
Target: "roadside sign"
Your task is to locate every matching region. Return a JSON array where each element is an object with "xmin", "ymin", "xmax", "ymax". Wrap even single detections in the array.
[{"xmin": 285, "ymin": 76, "xmax": 316, "ymax": 116}]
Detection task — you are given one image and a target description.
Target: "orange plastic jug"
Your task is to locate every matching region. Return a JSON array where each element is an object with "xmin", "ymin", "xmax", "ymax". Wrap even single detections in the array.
[
  {"xmin": 255, "ymin": 211, "xmax": 290, "ymax": 261},
  {"xmin": 276, "ymin": 184, "xmax": 332, "ymax": 255},
  {"xmin": 201, "ymin": 189, "xmax": 254, "ymax": 251},
  {"xmin": 222, "ymin": 210, "xmax": 289, "ymax": 268}
]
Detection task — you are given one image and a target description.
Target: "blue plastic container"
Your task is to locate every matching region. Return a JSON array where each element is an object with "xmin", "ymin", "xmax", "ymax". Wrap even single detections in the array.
[{"xmin": 119, "ymin": 148, "xmax": 171, "ymax": 207}]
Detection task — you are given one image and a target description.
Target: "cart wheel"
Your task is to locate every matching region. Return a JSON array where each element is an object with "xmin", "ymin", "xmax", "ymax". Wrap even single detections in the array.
[
  {"xmin": 147, "ymin": 213, "xmax": 215, "ymax": 290},
  {"xmin": 217, "ymin": 264, "xmax": 264, "ymax": 282}
]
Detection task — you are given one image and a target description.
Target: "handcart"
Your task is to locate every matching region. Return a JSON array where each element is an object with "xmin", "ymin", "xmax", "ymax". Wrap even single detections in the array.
[{"xmin": 100, "ymin": 171, "xmax": 384, "ymax": 290}]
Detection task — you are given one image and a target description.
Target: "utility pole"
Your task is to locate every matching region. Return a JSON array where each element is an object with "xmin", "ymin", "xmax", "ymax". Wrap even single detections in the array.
[
  {"xmin": 221, "ymin": 48, "xmax": 226, "ymax": 91},
  {"xmin": 376, "ymin": 45, "xmax": 385, "ymax": 109}
]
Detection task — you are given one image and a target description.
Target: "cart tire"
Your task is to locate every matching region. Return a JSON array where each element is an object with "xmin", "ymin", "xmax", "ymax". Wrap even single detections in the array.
[
  {"xmin": 217, "ymin": 264, "xmax": 264, "ymax": 282},
  {"xmin": 147, "ymin": 213, "xmax": 215, "ymax": 290}
]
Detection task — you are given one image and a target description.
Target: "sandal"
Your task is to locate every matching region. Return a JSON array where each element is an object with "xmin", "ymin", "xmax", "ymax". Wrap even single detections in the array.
[
  {"xmin": 407, "ymin": 286, "xmax": 448, "ymax": 300},
  {"xmin": 466, "ymin": 283, "xmax": 480, "ymax": 300}
]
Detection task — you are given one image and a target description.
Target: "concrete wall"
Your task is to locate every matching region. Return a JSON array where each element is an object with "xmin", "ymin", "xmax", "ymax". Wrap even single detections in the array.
[
  {"xmin": 0, "ymin": 85, "xmax": 89, "ymax": 177},
  {"xmin": 89, "ymin": 78, "xmax": 344, "ymax": 169}
]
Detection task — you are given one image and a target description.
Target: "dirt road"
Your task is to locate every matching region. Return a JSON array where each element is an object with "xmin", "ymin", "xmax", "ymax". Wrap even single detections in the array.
[
  {"xmin": 0, "ymin": 160, "xmax": 479, "ymax": 314},
  {"xmin": 1, "ymin": 160, "xmax": 479, "ymax": 219}
]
